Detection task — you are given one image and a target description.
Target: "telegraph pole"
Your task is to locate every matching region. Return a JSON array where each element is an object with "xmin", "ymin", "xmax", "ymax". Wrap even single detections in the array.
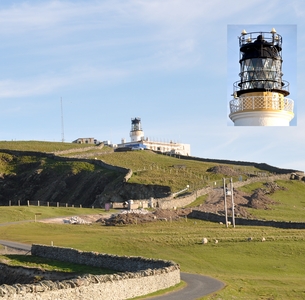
[
  {"xmin": 223, "ymin": 178, "xmax": 228, "ymax": 227},
  {"xmin": 61, "ymin": 97, "xmax": 65, "ymax": 142},
  {"xmin": 230, "ymin": 177, "xmax": 235, "ymax": 228}
]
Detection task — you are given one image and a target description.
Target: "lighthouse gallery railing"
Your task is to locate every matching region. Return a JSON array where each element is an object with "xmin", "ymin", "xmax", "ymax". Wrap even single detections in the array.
[{"xmin": 230, "ymin": 96, "xmax": 294, "ymax": 114}]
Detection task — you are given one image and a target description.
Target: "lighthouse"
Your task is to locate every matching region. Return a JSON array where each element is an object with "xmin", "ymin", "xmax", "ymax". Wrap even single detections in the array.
[
  {"xmin": 229, "ymin": 28, "xmax": 294, "ymax": 126},
  {"xmin": 130, "ymin": 117, "xmax": 144, "ymax": 142}
]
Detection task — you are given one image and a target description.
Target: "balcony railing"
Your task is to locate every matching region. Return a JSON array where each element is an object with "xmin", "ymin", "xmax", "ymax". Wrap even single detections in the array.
[
  {"xmin": 230, "ymin": 95, "xmax": 294, "ymax": 114},
  {"xmin": 239, "ymin": 31, "xmax": 282, "ymax": 49},
  {"xmin": 233, "ymin": 80, "xmax": 289, "ymax": 95}
]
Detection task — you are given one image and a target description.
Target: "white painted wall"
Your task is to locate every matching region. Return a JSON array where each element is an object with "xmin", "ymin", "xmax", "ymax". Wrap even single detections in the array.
[{"xmin": 230, "ymin": 111, "xmax": 294, "ymax": 126}]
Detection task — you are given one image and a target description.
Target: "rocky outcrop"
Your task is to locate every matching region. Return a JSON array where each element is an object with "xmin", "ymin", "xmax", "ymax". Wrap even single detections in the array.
[
  {"xmin": 94, "ymin": 182, "xmax": 171, "ymax": 206},
  {"xmin": 0, "ymin": 150, "xmax": 169, "ymax": 208},
  {"xmin": 0, "ymin": 166, "xmax": 119, "ymax": 207}
]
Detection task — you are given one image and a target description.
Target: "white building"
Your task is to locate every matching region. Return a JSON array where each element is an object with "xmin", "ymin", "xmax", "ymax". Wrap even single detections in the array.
[
  {"xmin": 72, "ymin": 137, "xmax": 98, "ymax": 144},
  {"xmin": 117, "ymin": 117, "xmax": 191, "ymax": 156}
]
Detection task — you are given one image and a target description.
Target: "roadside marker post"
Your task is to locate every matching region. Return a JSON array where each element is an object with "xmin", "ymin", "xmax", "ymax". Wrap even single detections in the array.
[{"xmin": 34, "ymin": 213, "xmax": 42, "ymax": 222}]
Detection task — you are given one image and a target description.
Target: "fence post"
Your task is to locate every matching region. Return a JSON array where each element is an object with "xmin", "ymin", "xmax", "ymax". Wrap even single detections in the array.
[
  {"xmin": 47, "ymin": 202, "xmax": 49, "ymax": 207},
  {"xmin": 38, "ymin": 200, "xmax": 40, "ymax": 207},
  {"xmin": 27, "ymin": 200, "xmax": 30, "ymax": 207},
  {"xmin": 80, "ymin": 204, "xmax": 82, "ymax": 208},
  {"xmin": 57, "ymin": 202, "xmax": 59, "ymax": 208},
  {"xmin": 18, "ymin": 200, "xmax": 20, "ymax": 206},
  {"xmin": 66, "ymin": 203, "xmax": 68, "ymax": 207},
  {"xmin": 9, "ymin": 200, "xmax": 11, "ymax": 206}
]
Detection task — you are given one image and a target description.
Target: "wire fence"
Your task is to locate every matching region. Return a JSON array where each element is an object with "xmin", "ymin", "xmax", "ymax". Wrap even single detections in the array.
[{"xmin": 2, "ymin": 200, "xmax": 96, "ymax": 209}]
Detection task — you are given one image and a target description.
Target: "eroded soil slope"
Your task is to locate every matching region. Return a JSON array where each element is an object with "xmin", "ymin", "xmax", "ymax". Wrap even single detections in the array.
[{"xmin": 0, "ymin": 151, "xmax": 170, "ymax": 207}]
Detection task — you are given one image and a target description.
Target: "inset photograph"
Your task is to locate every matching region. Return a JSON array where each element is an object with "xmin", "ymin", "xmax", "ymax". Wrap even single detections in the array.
[{"xmin": 227, "ymin": 25, "xmax": 297, "ymax": 126}]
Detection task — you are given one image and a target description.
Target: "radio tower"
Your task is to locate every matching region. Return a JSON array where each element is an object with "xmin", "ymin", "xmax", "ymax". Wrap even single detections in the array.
[{"xmin": 61, "ymin": 97, "xmax": 65, "ymax": 142}]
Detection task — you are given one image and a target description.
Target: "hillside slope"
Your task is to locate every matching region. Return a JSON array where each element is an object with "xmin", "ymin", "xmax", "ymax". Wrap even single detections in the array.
[
  {"xmin": 0, "ymin": 150, "xmax": 170, "ymax": 207},
  {"xmin": 0, "ymin": 141, "xmax": 302, "ymax": 208}
]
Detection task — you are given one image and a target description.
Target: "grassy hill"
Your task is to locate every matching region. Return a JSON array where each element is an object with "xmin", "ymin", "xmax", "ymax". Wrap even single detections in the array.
[
  {"xmin": 238, "ymin": 180, "xmax": 305, "ymax": 222},
  {"xmin": 0, "ymin": 140, "xmax": 269, "ymax": 194},
  {"xmin": 0, "ymin": 146, "xmax": 121, "ymax": 207},
  {"xmin": 0, "ymin": 141, "xmax": 305, "ymax": 299},
  {"xmin": 0, "ymin": 141, "xmax": 92, "ymax": 152},
  {"xmin": 0, "ymin": 140, "xmax": 302, "ymax": 207},
  {"xmin": 95, "ymin": 150, "xmax": 271, "ymax": 192}
]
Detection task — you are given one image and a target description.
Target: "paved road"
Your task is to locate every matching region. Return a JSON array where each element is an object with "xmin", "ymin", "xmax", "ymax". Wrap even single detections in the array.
[
  {"xmin": 0, "ymin": 240, "xmax": 225, "ymax": 299},
  {"xmin": 0, "ymin": 240, "xmax": 31, "ymax": 251},
  {"xmin": 149, "ymin": 272, "xmax": 225, "ymax": 300}
]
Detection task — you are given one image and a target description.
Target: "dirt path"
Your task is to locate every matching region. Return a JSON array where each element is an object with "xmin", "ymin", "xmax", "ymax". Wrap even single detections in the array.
[{"xmin": 38, "ymin": 213, "xmax": 112, "ymax": 224}]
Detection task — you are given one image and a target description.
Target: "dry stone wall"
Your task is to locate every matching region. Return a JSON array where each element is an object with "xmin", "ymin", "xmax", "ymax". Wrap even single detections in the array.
[
  {"xmin": 0, "ymin": 245, "xmax": 180, "ymax": 300},
  {"xmin": 164, "ymin": 152, "xmax": 303, "ymax": 174},
  {"xmin": 190, "ymin": 210, "xmax": 305, "ymax": 229},
  {"xmin": 157, "ymin": 174, "xmax": 291, "ymax": 209}
]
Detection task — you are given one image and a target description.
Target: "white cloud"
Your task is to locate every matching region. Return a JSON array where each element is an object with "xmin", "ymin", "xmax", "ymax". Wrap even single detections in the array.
[{"xmin": 0, "ymin": 65, "xmax": 129, "ymax": 98}]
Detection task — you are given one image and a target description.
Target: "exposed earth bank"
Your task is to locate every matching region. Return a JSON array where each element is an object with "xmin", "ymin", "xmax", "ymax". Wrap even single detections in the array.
[{"xmin": 36, "ymin": 182, "xmax": 284, "ymax": 226}]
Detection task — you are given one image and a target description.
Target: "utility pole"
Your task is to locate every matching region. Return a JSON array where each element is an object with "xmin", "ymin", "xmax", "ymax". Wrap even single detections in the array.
[
  {"xmin": 223, "ymin": 178, "xmax": 228, "ymax": 228},
  {"xmin": 61, "ymin": 97, "xmax": 65, "ymax": 142},
  {"xmin": 230, "ymin": 177, "xmax": 235, "ymax": 228}
]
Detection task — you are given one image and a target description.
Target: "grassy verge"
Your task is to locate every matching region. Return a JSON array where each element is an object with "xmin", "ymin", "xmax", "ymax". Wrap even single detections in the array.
[
  {"xmin": 0, "ymin": 216, "xmax": 304, "ymax": 299},
  {"xmin": 129, "ymin": 281, "xmax": 186, "ymax": 299},
  {"xmin": 0, "ymin": 207, "xmax": 111, "ymax": 223},
  {"xmin": 0, "ymin": 254, "xmax": 114, "ymax": 275},
  {"xmin": 185, "ymin": 194, "xmax": 208, "ymax": 207},
  {"xmin": 97, "ymin": 151, "xmax": 257, "ymax": 192},
  {"xmin": 0, "ymin": 141, "xmax": 94, "ymax": 152},
  {"xmin": 238, "ymin": 180, "xmax": 305, "ymax": 221}
]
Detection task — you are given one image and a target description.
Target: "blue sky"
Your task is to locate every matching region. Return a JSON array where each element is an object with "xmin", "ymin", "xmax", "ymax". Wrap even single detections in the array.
[{"xmin": 0, "ymin": 0, "xmax": 304, "ymax": 171}]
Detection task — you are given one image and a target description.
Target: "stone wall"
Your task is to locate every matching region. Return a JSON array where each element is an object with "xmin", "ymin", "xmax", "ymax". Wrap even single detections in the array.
[
  {"xmin": 190, "ymin": 210, "xmax": 305, "ymax": 229},
  {"xmin": 162, "ymin": 152, "xmax": 303, "ymax": 174},
  {"xmin": 53, "ymin": 144, "xmax": 105, "ymax": 155},
  {"xmin": 0, "ymin": 245, "xmax": 180, "ymax": 300}
]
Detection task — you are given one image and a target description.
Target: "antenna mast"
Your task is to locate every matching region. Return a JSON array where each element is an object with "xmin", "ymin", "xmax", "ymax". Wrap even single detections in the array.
[{"xmin": 61, "ymin": 97, "xmax": 65, "ymax": 142}]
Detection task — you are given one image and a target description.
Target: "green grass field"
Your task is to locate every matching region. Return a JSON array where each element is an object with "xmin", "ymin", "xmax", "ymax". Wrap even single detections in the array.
[
  {"xmin": 97, "ymin": 150, "xmax": 260, "ymax": 192},
  {"xmin": 0, "ymin": 207, "xmax": 305, "ymax": 299},
  {"xmin": 238, "ymin": 180, "xmax": 305, "ymax": 222},
  {"xmin": 0, "ymin": 203, "xmax": 305, "ymax": 299},
  {"xmin": 0, "ymin": 207, "xmax": 109, "ymax": 223},
  {"xmin": 0, "ymin": 254, "xmax": 115, "ymax": 275},
  {"xmin": 0, "ymin": 141, "xmax": 304, "ymax": 299},
  {"xmin": 0, "ymin": 141, "xmax": 94, "ymax": 152}
]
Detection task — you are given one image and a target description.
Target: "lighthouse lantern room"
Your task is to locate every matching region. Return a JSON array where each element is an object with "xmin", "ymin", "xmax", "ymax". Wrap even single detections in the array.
[
  {"xmin": 130, "ymin": 117, "xmax": 144, "ymax": 142},
  {"xmin": 229, "ymin": 28, "xmax": 294, "ymax": 126}
]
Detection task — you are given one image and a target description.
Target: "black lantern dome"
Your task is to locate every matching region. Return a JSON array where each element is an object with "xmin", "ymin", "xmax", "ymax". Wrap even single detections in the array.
[
  {"xmin": 131, "ymin": 117, "xmax": 142, "ymax": 132},
  {"xmin": 234, "ymin": 29, "xmax": 289, "ymax": 97}
]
